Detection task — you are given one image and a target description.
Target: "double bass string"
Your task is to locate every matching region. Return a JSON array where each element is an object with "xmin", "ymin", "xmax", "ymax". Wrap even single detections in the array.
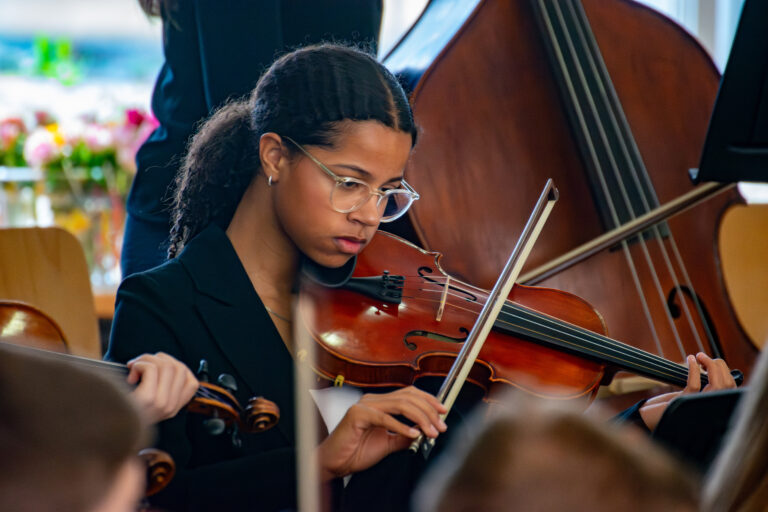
[
  {"xmin": 534, "ymin": 0, "xmax": 669, "ymax": 356},
  {"xmin": 562, "ymin": 0, "xmax": 711, "ymax": 358},
  {"xmin": 537, "ymin": 0, "xmax": 710, "ymax": 359},
  {"xmin": 561, "ymin": 0, "xmax": 712, "ymax": 357}
]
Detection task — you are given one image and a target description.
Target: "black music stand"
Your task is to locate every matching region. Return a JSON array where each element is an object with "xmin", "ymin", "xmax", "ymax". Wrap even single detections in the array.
[
  {"xmin": 651, "ymin": 388, "xmax": 744, "ymax": 473},
  {"xmin": 691, "ymin": 0, "xmax": 768, "ymax": 184}
]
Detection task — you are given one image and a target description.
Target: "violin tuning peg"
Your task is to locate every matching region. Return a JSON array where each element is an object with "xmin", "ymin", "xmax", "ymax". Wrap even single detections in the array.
[
  {"xmin": 203, "ymin": 417, "xmax": 226, "ymax": 436},
  {"xmin": 197, "ymin": 359, "xmax": 210, "ymax": 383},
  {"xmin": 230, "ymin": 426, "xmax": 242, "ymax": 449},
  {"xmin": 217, "ymin": 373, "xmax": 238, "ymax": 394}
]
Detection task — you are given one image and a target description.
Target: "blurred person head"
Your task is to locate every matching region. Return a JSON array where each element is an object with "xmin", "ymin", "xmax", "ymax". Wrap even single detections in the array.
[
  {"xmin": 0, "ymin": 343, "xmax": 148, "ymax": 512},
  {"xmin": 413, "ymin": 393, "xmax": 699, "ymax": 512},
  {"xmin": 702, "ymin": 348, "xmax": 768, "ymax": 512}
]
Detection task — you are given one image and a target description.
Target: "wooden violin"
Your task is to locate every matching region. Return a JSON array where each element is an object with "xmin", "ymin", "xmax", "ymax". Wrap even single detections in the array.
[
  {"xmin": 299, "ymin": 232, "xmax": 741, "ymax": 403},
  {"xmin": 0, "ymin": 301, "xmax": 280, "ymax": 434},
  {"xmin": 0, "ymin": 301, "xmax": 280, "ymax": 496}
]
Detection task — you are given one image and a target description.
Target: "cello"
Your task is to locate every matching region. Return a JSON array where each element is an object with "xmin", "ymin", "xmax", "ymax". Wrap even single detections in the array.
[{"xmin": 381, "ymin": 0, "xmax": 758, "ymax": 378}]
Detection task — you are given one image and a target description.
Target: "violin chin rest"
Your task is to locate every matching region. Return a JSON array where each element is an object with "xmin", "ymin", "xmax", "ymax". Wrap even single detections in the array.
[{"xmin": 300, "ymin": 254, "xmax": 357, "ymax": 287}]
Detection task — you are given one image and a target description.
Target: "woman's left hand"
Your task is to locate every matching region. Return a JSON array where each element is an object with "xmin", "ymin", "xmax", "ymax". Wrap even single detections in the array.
[
  {"xmin": 639, "ymin": 352, "xmax": 737, "ymax": 430},
  {"xmin": 126, "ymin": 352, "xmax": 199, "ymax": 424}
]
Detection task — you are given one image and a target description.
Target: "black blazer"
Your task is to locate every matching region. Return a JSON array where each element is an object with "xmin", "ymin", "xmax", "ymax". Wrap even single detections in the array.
[
  {"xmin": 107, "ymin": 225, "xmax": 299, "ymax": 511},
  {"xmin": 108, "ymin": 225, "xmax": 481, "ymax": 511},
  {"xmin": 128, "ymin": 0, "xmax": 383, "ymax": 223}
]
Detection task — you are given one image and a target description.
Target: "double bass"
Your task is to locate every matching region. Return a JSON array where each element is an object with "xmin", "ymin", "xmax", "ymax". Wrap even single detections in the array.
[{"xmin": 382, "ymin": 0, "xmax": 758, "ymax": 378}]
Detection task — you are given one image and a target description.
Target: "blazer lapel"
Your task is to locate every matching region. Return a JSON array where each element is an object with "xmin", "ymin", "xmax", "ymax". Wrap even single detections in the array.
[{"xmin": 179, "ymin": 226, "xmax": 296, "ymax": 444}]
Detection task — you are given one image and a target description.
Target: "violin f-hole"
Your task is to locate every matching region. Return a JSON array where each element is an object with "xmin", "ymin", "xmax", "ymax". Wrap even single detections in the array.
[{"xmin": 403, "ymin": 328, "xmax": 470, "ymax": 351}]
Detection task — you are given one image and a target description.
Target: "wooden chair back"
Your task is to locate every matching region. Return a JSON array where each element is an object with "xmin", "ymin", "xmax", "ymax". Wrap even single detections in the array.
[{"xmin": 0, "ymin": 227, "xmax": 101, "ymax": 358}]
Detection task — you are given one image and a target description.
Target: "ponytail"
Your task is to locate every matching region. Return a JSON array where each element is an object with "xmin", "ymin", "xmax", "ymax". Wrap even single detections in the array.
[{"xmin": 167, "ymin": 100, "xmax": 259, "ymax": 258}]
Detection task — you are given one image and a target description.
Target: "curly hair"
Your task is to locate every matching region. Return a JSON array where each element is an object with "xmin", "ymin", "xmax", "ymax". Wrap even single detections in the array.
[{"xmin": 167, "ymin": 43, "xmax": 416, "ymax": 259}]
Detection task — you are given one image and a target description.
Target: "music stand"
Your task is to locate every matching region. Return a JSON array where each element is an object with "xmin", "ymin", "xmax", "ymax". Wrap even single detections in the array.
[
  {"xmin": 691, "ymin": 0, "xmax": 768, "ymax": 184},
  {"xmin": 651, "ymin": 388, "xmax": 744, "ymax": 473}
]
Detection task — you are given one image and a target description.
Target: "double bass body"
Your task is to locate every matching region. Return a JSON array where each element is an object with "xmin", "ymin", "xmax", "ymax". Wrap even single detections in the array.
[{"xmin": 383, "ymin": 0, "xmax": 758, "ymax": 375}]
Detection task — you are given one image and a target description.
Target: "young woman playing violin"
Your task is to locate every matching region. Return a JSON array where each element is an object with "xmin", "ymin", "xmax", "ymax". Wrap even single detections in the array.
[{"xmin": 107, "ymin": 44, "xmax": 735, "ymax": 511}]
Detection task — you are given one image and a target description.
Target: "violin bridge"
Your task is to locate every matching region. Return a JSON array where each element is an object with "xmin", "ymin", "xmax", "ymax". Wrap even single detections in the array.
[{"xmin": 436, "ymin": 276, "xmax": 450, "ymax": 322}]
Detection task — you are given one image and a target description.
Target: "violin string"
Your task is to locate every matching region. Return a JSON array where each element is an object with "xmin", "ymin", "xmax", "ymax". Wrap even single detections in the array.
[
  {"xmin": 403, "ymin": 279, "xmax": 693, "ymax": 382},
  {"xmin": 545, "ymin": 0, "xmax": 694, "ymax": 359},
  {"xmin": 402, "ymin": 275, "xmax": 680, "ymax": 373},
  {"xmin": 564, "ymin": 0, "xmax": 708, "ymax": 356},
  {"xmin": 196, "ymin": 387, "xmax": 217, "ymax": 399},
  {"xmin": 401, "ymin": 289, "xmax": 693, "ymax": 384},
  {"xmin": 195, "ymin": 386, "xmax": 237, "ymax": 407},
  {"xmin": 497, "ymin": 302, "xmax": 693, "ymax": 382},
  {"xmin": 497, "ymin": 311, "xmax": 689, "ymax": 382}
]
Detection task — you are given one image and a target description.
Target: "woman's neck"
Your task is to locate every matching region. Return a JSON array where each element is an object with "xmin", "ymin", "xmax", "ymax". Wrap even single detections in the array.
[{"xmin": 226, "ymin": 178, "xmax": 298, "ymax": 305}]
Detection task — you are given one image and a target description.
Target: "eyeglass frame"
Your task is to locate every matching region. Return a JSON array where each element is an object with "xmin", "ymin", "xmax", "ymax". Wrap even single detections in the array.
[{"xmin": 282, "ymin": 135, "xmax": 419, "ymax": 223}]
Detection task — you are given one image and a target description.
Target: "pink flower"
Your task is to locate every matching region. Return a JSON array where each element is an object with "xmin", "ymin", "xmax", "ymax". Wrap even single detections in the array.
[
  {"xmin": 125, "ymin": 108, "xmax": 145, "ymax": 127},
  {"xmin": 0, "ymin": 118, "xmax": 26, "ymax": 152},
  {"xmin": 113, "ymin": 110, "xmax": 158, "ymax": 173},
  {"xmin": 23, "ymin": 127, "xmax": 60, "ymax": 167},
  {"xmin": 82, "ymin": 123, "xmax": 114, "ymax": 153},
  {"xmin": 34, "ymin": 111, "xmax": 56, "ymax": 127}
]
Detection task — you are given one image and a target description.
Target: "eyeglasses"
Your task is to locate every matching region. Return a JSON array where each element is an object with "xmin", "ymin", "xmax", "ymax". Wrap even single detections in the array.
[{"xmin": 283, "ymin": 136, "xmax": 419, "ymax": 223}]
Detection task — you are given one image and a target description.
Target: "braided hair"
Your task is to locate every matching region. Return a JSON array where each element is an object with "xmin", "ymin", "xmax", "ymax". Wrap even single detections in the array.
[{"xmin": 167, "ymin": 43, "xmax": 417, "ymax": 259}]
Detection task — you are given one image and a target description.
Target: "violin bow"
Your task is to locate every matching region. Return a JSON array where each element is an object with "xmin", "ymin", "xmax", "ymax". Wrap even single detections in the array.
[
  {"xmin": 294, "ymin": 300, "xmax": 322, "ymax": 511},
  {"xmin": 410, "ymin": 179, "xmax": 559, "ymax": 458}
]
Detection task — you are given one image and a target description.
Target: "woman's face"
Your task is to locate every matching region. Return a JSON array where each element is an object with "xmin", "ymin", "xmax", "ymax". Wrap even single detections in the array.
[{"xmin": 273, "ymin": 120, "xmax": 413, "ymax": 268}]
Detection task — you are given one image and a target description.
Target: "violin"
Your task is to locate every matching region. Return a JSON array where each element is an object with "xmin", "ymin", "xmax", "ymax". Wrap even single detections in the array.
[
  {"xmin": 298, "ymin": 232, "xmax": 742, "ymax": 402},
  {"xmin": 0, "ymin": 301, "xmax": 280, "ymax": 435},
  {"xmin": 0, "ymin": 301, "xmax": 280, "ymax": 495}
]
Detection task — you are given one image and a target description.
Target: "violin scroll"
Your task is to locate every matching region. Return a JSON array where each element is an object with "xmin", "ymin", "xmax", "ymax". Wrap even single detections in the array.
[
  {"xmin": 245, "ymin": 396, "xmax": 281, "ymax": 433},
  {"xmin": 192, "ymin": 361, "xmax": 280, "ymax": 435},
  {"xmin": 139, "ymin": 448, "xmax": 176, "ymax": 497}
]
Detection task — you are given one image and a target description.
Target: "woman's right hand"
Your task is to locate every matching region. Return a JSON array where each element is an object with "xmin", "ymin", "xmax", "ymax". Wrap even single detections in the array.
[
  {"xmin": 126, "ymin": 352, "xmax": 199, "ymax": 424},
  {"xmin": 316, "ymin": 386, "xmax": 448, "ymax": 481}
]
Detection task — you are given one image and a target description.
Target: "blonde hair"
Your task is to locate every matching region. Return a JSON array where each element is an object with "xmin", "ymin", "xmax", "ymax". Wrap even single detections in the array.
[
  {"xmin": 413, "ymin": 394, "xmax": 699, "ymax": 512},
  {"xmin": 702, "ymin": 349, "xmax": 768, "ymax": 512}
]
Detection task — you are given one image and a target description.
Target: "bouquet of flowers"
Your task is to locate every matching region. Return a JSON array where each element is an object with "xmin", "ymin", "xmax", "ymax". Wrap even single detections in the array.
[
  {"xmin": 3, "ymin": 108, "xmax": 157, "ymax": 284},
  {"xmin": 21, "ymin": 108, "xmax": 156, "ymax": 196}
]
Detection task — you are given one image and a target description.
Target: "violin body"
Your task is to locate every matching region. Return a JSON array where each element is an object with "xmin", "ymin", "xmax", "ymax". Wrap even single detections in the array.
[
  {"xmin": 300, "ymin": 231, "xmax": 610, "ymax": 402},
  {"xmin": 0, "ymin": 301, "xmax": 68, "ymax": 352},
  {"xmin": 383, "ymin": 0, "xmax": 758, "ymax": 375}
]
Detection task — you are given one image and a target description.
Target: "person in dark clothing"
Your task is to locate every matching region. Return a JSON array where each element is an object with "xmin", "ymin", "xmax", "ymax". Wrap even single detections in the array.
[
  {"xmin": 109, "ymin": 43, "xmax": 447, "ymax": 511},
  {"xmin": 124, "ymin": 0, "xmax": 383, "ymax": 276},
  {"xmin": 108, "ymin": 42, "xmax": 737, "ymax": 511}
]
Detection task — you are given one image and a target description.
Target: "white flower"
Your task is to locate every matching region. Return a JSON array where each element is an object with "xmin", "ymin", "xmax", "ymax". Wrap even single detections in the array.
[{"xmin": 23, "ymin": 128, "xmax": 60, "ymax": 167}]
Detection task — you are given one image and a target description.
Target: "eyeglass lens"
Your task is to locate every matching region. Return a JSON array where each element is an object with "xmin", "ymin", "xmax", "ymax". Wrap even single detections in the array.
[{"xmin": 331, "ymin": 182, "xmax": 412, "ymax": 220}]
